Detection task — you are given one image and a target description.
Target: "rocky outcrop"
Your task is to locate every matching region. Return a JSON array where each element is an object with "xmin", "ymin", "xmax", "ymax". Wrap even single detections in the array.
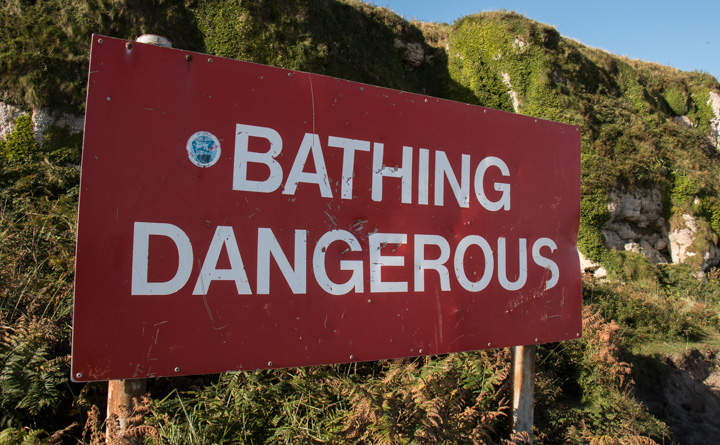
[
  {"xmin": 0, "ymin": 101, "xmax": 24, "ymax": 139},
  {"xmin": 31, "ymin": 107, "xmax": 84, "ymax": 143},
  {"xmin": 709, "ymin": 91, "xmax": 720, "ymax": 148},
  {"xmin": 669, "ymin": 214, "xmax": 700, "ymax": 264},
  {"xmin": 674, "ymin": 115, "xmax": 693, "ymax": 128},
  {"xmin": 598, "ymin": 186, "xmax": 720, "ymax": 273},
  {"xmin": 393, "ymin": 38, "xmax": 425, "ymax": 67},
  {"xmin": 578, "ymin": 250, "xmax": 607, "ymax": 278},
  {"xmin": 0, "ymin": 101, "xmax": 84, "ymax": 143},
  {"xmin": 669, "ymin": 213, "xmax": 720, "ymax": 272},
  {"xmin": 501, "ymin": 72, "xmax": 519, "ymax": 112},
  {"xmin": 602, "ymin": 186, "xmax": 670, "ymax": 264}
]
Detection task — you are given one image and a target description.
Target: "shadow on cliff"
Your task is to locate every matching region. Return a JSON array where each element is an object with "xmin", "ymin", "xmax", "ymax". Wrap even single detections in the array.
[
  {"xmin": 191, "ymin": 0, "xmax": 480, "ymax": 105},
  {"xmin": 631, "ymin": 349, "xmax": 720, "ymax": 445}
]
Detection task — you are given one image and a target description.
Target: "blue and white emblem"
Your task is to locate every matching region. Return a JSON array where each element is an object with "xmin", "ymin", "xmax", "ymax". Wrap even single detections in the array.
[{"xmin": 186, "ymin": 131, "xmax": 221, "ymax": 167}]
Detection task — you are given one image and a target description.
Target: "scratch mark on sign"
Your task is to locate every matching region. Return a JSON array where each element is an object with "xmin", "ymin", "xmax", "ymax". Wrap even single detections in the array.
[
  {"xmin": 203, "ymin": 294, "xmax": 215, "ymax": 323},
  {"xmin": 435, "ymin": 289, "xmax": 444, "ymax": 345},
  {"xmin": 353, "ymin": 219, "xmax": 367, "ymax": 232},
  {"xmin": 308, "ymin": 74, "xmax": 316, "ymax": 136},
  {"xmin": 450, "ymin": 334, "xmax": 467, "ymax": 345},
  {"xmin": 324, "ymin": 210, "xmax": 338, "ymax": 226},
  {"xmin": 132, "ymin": 364, "xmax": 144, "ymax": 378}
]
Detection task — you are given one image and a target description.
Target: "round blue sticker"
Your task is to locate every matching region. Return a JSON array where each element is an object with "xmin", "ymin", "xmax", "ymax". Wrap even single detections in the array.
[{"xmin": 186, "ymin": 131, "xmax": 221, "ymax": 167}]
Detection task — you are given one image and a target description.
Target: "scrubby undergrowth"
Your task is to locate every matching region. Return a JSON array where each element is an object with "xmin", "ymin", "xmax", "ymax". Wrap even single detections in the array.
[{"xmin": 2, "ymin": 1, "xmax": 720, "ymax": 443}]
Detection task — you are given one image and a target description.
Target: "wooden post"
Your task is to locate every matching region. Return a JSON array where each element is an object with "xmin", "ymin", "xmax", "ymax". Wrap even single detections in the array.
[
  {"xmin": 104, "ymin": 33, "xmax": 172, "ymax": 444},
  {"xmin": 511, "ymin": 345, "xmax": 536, "ymax": 444},
  {"xmin": 106, "ymin": 379, "xmax": 146, "ymax": 443}
]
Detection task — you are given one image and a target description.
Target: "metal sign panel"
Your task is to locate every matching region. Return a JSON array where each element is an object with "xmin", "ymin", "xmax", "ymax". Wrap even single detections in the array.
[{"xmin": 71, "ymin": 35, "xmax": 581, "ymax": 382}]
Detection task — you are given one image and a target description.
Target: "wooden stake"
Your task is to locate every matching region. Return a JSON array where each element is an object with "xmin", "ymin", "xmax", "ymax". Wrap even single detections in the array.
[
  {"xmin": 106, "ymin": 379, "xmax": 146, "ymax": 443},
  {"xmin": 511, "ymin": 345, "xmax": 536, "ymax": 444},
  {"xmin": 103, "ymin": 34, "xmax": 170, "ymax": 445}
]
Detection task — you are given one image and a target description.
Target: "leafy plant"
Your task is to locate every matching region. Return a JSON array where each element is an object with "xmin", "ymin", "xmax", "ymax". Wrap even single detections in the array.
[
  {"xmin": 1, "ymin": 114, "xmax": 38, "ymax": 163},
  {"xmin": 663, "ymin": 86, "xmax": 688, "ymax": 116},
  {"xmin": 0, "ymin": 317, "xmax": 68, "ymax": 425}
]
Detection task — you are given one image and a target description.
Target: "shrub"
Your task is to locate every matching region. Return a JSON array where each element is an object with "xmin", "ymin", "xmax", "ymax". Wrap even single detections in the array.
[
  {"xmin": 688, "ymin": 88, "xmax": 715, "ymax": 134},
  {"xmin": 663, "ymin": 86, "xmax": 688, "ymax": 116},
  {"xmin": 671, "ymin": 171, "xmax": 701, "ymax": 213},
  {"xmin": 1, "ymin": 114, "xmax": 38, "ymax": 163},
  {"xmin": 40, "ymin": 125, "xmax": 82, "ymax": 165}
]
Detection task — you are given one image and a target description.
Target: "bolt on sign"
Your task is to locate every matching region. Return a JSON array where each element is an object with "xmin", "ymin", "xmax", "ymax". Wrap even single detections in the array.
[{"xmin": 71, "ymin": 35, "xmax": 581, "ymax": 382}]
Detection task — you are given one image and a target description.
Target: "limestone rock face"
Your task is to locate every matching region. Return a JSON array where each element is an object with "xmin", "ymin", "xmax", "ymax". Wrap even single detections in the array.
[
  {"xmin": 578, "ymin": 250, "xmax": 606, "ymax": 278},
  {"xmin": 669, "ymin": 214, "xmax": 697, "ymax": 264},
  {"xmin": 501, "ymin": 72, "xmax": 519, "ymax": 112},
  {"xmin": 31, "ymin": 107, "xmax": 84, "ymax": 144},
  {"xmin": 668, "ymin": 214, "xmax": 720, "ymax": 272},
  {"xmin": 674, "ymin": 115, "xmax": 693, "ymax": 128},
  {"xmin": 602, "ymin": 187, "xmax": 670, "ymax": 264},
  {"xmin": 598, "ymin": 186, "xmax": 720, "ymax": 273},
  {"xmin": 0, "ymin": 101, "xmax": 24, "ymax": 139},
  {"xmin": 709, "ymin": 91, "xmax": 720, "ymax": 149},
  {"xmin": 0, "ymin": 101, "xmax": 84, "ymax": 143},
  {"xmin": 393, "ymin": 39, "xmax": 424, "ymax": 67}
]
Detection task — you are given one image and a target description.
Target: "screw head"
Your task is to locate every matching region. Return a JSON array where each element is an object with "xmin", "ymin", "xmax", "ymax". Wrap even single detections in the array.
[
  {"xmin": 185, "ymin": 54, "xmax": 193, "ymax": 62},
  {"xmin": 349, "ymin": 355, "xmax": 355, "ymax": 360},
  {"xmin": 75, "ymin": 372, "xmax": 83, "ymax": 379},
  {"xmin": 288, "ymin": 72, "xmax": 292, "ymax": 77},
  {"xmin": 126, "ymin": 42, "xmax": 133, "ymax": 50},
  {"xmin": 174, "ymin": 367, "xmax": 180, "ymax": 373},
  {"xmin": 98, "ymin": 38, "xmax": 103, "ymax": 44},
  {"xmin": 207, "ymin": 58, "xmax": 213, "ymax": 63},
  {"xmin": 268, "ymin": 361, "xmax": 273, "ymax": 367},
  {"xmin": 418, "ymin": 349, "xmax": 424, "ymax": 354}
]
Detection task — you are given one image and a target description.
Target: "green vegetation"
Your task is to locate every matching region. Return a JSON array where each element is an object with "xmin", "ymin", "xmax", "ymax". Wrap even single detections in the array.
[
  {"xmin": 194, "ymin": 0, "xmax": 444, "ymax": 93},
  {"xmin": 142, "ymin": 354, "xmax": 510, "ymax": 444},
  {"xmin": 0, "ymin": 114, "xmax": 38, "ymax": 163},
  {"xmin": 663, "ymin": 85, "xmax": 688, "ymax": 116},
  {"xmin": 0, "ymin": 0, "xmax": 203, "ymax": 111},
  {"xmin": 2, "ymin": 1, "xmax": 720, "ymax": 443},
  {"xmin": 443, "ymin": 11, "xmax": 719, "ymax": 281}
]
